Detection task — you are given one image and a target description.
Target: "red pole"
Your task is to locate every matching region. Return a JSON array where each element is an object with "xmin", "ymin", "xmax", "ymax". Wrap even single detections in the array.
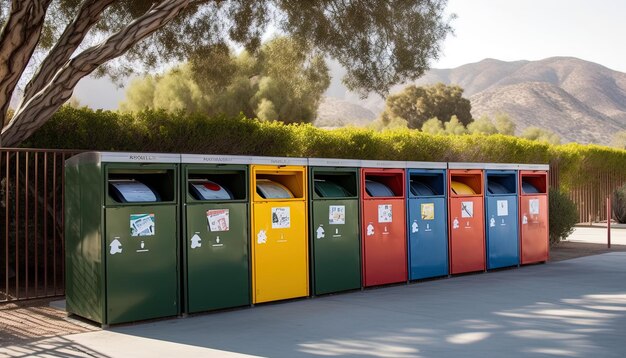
[{"xmin": 607, "ymin": 197, "xmax": 611, "ymax": 249}]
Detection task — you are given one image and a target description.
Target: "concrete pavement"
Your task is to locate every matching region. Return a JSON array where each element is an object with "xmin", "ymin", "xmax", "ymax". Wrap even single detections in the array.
[
  {"xmin": 566, "ymin": 225, "xmax": 626, "ymax": 246},
  {"xmin": 2, "ymin": 252, "xmax": 626, "ymax": 357}
]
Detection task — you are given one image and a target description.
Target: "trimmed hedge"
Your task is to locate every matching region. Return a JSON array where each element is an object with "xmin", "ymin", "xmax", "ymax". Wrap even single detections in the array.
[{"xmin": 24, "ymin": 106, "xmax": 626, "ymax": 191}]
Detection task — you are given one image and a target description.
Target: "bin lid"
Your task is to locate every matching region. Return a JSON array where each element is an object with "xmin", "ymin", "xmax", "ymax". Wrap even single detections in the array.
[
  {"xmin": 365, "ymin": 180, "xmax": 395, "ymax": 197},
  {"xmin": 256, "ymin": 179, "xmax": 294, "ymax": 199},
  {"xmin": 451, "ymin": 181, "xmax": 476, "ymax": 195},
  {"xmin": 109, "ymin": 179, "xmax": 158, "ymax": 202},
  {"xmin": 409, "ymin": 180, "xmax": 435, "ymax": 196},
  {"xmin": 521, "ymin": 181, "xmax": 540, "ymax": 194},
  {"xmin": 487, "ymin": 181, "xmax": 510, "ymax": 195},
  {"xmin": 314, "ymin": 179, "xmax": 349, "ymax": 198},
  {"xmin": 189, "ymin": 179, "xmax": 232, "ymax": 200}
]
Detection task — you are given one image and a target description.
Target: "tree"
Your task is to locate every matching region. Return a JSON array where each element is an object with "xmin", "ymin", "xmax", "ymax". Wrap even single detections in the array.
[
  {"xmin": 467, "ymin": 115, "xmax": 497, "ymax": 135},
  {"xmin": 466, "ymin": 113, "xmax": 516, "ymax": 135},
  {"xmin": 421, "ymin": 117, "xmax": 444, "ymax": 135},
  {"xmin": 493, "ymin": 113, "xmax": 516, "ymax": 135},
  {"xmin": 380, "ymin": 83, "xmax": 472, "ymax": 129},
  {"xmin": 521, "ymin": 126, "xmax": 561, "ymax": 145},
  {"xmin": 443, "ymin": 115, "xmax": 466, "ymax": 135},
  {"xmin": 0, "ymin": 0, "xmax": 453, "ymax": 147},
  {"xmin": 121, "ymin": 37, "xmax": 330, "ymax": 123}
]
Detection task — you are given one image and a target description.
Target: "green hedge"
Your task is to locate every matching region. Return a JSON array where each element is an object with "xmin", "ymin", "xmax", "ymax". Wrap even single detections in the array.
[{"xmin": 24, "ymin": 106, "xmax": 626, "ymax": 190}]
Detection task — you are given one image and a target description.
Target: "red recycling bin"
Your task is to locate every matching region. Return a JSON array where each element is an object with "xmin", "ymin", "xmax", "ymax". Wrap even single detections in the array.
[
  {"xmin": 360, "ymin": 164, "xmax": 407, "ymax": 287},
  {"xmin": 448, "ymin": 166, "xmax": 485, "ymax": 274},
  {"xmin": 519, "ymin": 166, "xmax": 549, "ymax": 264}
]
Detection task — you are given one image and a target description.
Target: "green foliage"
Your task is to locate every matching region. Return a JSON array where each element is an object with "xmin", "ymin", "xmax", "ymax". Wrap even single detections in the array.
[
  {"xmin": 421, "ymin": 117, "xmax": 445, "ymax": 135},
  {"xmin": 467, "ymin": 115, "xmax": 497, "ymax": 135},
  {"xmin": 15, "ymin": 0, "xmax": 452, "ymax": 95},
  {"xmin": 493, "ymin": 113, "xmax": 516, "ymax": 135},
  {"xmin": 444, "ymin": 115, "xmax": 467, "ymax": 135},
  {"xmin": 521, "ymin": 126, "xmax": 561, "ymax": 145},
  {"xmin": 25, "ymin": 106, "xmax": 626, "ymax": 194},
  {"xmin": 612, "ymin": 183, "xmax": 626, "ymax": 223},
  {"xmin": 380, "ymin": 83, "xmax": 472, "ymax": 129},
  {"xmin": 548, "ymin": 189, "xmax": 579, "ymax": 244},
  {"xmin": 121, "ymin": 37, "xmax": 330, "ymax": 123}
]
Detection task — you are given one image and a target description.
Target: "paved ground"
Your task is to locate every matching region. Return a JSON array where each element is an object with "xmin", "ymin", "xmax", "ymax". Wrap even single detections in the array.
[{"xmin": 1, "ymin": 227, "xmax": 625, "ymax": 357}]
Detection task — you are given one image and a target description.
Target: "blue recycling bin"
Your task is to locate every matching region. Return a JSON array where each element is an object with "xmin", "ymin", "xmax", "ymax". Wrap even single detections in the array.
[
  {"xmin": 406, "ymin": 162, "xmax": 448, "ymax": 280},
  {"xmin": 484, "ymin": 165, "xmax": 519, "ymax": 269}
]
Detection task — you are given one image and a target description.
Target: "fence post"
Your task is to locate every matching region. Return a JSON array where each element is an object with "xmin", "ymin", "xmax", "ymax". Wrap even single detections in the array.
[{"xmin": 607, "ymin": 197, "xmax": 611, "ymax": 249}]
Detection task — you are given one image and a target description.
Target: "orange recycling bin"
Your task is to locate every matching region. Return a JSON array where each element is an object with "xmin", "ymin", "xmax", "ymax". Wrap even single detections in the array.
[
  {"xmin": 250, "ymin": 157, "xmax": 309, "ymax": 304},
  {"xmin": 360, "ymin": 161, "xmax": 407, "ymax": 287},
  {"xmin": 448, "ymin": 164, "xmax": 485, "ymax": 274},
  {"xmin": 519, "ymin": 165, "xmax": 549, "ymax": 264}
]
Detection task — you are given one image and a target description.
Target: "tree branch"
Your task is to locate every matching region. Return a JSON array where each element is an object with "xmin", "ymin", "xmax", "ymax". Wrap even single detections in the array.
[
  {"xmin": 1, "ymin": 0, "xmax": 190, "ymax": 148},
  {"xmin": 21, "ymin": 0, "xmax": 117, "ymax": 106},
  {"xmin": 0, "ymin": 0, "xmax": 53, "ymax": 127}
]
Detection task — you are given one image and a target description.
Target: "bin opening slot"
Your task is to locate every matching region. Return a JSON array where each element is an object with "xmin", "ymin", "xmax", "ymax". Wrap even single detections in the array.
[
  {"xmin": 107, "ymin": 171, "xmax": 175, "ymax": 203},
  {"xmin": 189, "ymin": 179, "xmax": 232, "ymax": 200},
  {"xmin": 409, "ymin": 174, "xmax": 444, "ymax": 196},
  {"xmin": 486, "ymin": 174, "xmax": 516, "ymax": 195},
  {"xmin": 256, "ymin": 179, "xmax": 293, "ymax": 199},
  {"xmin": 450, "ymin": 174, "xmax": 482, "ymax": 195},
  {"xmin": 313, "ymin": 173, "xmax": 356, "ymax": 198},
  {"xmin": 363, "ymin": 174, "xmax": 403, "ymax": 197},
  {"xmin": 109, "ymin": 179, "xmax": 158, "ymax": 202},
  {"xmin": 255, "ymin": 172, "xmax": 304, "ymax": 199},
  {"xmin": 188, "ymin": 171, "xmax": 246, "ymax": 200},
  {"xmin": 521, "ymin": 175, "xmax": 547, "ymax": 194}
]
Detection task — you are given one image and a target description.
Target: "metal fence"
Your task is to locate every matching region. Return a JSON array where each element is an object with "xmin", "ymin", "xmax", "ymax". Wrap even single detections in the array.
[
  {"xmin": 1, "ymin": 148, "xmax": 80, "ymax": 302},
  {"xmin": 1, "ymin": 149, "xmax": 625, "ymax": 303}
]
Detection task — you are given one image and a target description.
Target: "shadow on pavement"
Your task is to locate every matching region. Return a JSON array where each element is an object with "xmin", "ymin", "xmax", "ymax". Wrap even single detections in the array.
[{"xmin": 98, "ymin": 253, "xmax": 626, "ymax": 357}]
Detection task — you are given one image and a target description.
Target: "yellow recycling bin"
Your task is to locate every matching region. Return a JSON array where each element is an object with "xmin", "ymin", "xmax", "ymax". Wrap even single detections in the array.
[{"xmin": 250, "ymin": 157, "xmax": 308, "ymax": 304}]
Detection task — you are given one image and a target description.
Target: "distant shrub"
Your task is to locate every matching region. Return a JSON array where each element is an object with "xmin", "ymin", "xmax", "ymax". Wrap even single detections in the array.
[
  {"xmin": 24, "ymin": 106, "xmax": 626, "ymax": 195},
  {"xmin": 548, "ymin": 189, "xmax": 579, "ymax": 243},
  {"xmin": 612, "ymin": 184, "xmax": 626, "ymax": 223}
]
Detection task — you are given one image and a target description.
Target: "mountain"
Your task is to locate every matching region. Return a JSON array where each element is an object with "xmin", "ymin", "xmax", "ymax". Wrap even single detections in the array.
[
  {"xmin": 317, "ymin": 57, "xmax": 626, "ymax": 144},
  {"xmin": 314, "ymin": 97, "xmax": 376, "ymax": 128}
]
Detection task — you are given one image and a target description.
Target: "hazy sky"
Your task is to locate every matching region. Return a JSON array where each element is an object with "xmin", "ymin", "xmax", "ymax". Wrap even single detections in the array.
[
  {"xmin": 433, "ymin": 0, "xmax": 626, "ymax": 72},
  {"xmin": 75, "ymin": 0, "xmax": 626, "ymax": 108}
]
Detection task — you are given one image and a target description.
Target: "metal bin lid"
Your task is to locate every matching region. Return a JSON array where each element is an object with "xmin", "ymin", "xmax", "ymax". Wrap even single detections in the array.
[
  {"xmin": 521, "ymin": 181, "xmax": 540, "ymax": 194},
  {"xmin": 314, "ymin": 180, "xmax": 349, "ymax": 198},
  {"xmin": 256, "ymin": 179, "xmax": 294, "ymax": 199},
  {"xmin": 409, "ymin": 180, "xmax": 435, "ymax": 196},
  {"xmin": 109, "ymin": 179, "xmax": 158, "ymax": 202},
  {"xmin": 451, "ymin": 181, "xmax": 476, "ymax": 195},
  {"xmin": 189, "ymin": 179, "xmax": 232, "ymax": 200},
  {"xmin": 365, "ymin": 180, "xmax": 395, "ymax": 197}
]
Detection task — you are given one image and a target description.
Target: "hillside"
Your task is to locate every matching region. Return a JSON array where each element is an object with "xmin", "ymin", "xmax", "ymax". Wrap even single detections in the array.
[{"xmin": 316, "ymin": 57, "xmax": 626, "ymax": 144}]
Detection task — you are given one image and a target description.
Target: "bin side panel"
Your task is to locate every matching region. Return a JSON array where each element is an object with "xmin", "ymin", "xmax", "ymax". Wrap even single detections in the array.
[
  {"xmin": 185, "ymin": 202, "xmax": 250, "ymax": 313},
  {"xmin": 64, "ymin": 162, "xmax": 80, "ymax": 318},
  {"xmin": 520, "ymin": 195, "xmax": 549, "ymax": 264},
  {"xmin": 66, "ymin": 162, "xmax": 104, "ymax": 324},
  {"xmin": 252, "ymin": 201, "xmax": 308, "ymax": 303},
  {"xmin": 485, "ymin": 196, "xmax": 519, "ymax": 269},
  {"xmin": 311, "ymin": 199, "xmax": 361, "ymax": 295},
  {"xmin": 449, "ymin": 197, "xmax": 485, "ymax": 274},
  {"xmin": 408, "ymin": 197, "xmax": 448, "ymax": 280},
  {"xmin": 361, "ymin": 199, "xmax": 407, "ymax": 286},
  {"xmin": 104, "ymin": 206, "xmax": 178, "ymax": 324}
]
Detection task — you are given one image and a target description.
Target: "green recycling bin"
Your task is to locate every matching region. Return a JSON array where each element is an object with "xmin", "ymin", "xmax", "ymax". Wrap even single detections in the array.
[
  {"xmin": 65, "ymin": 152, "xmax": 180, "ymax": 326},
  {"xmin": 181, "ymin": 154, "xmax": 251, "ymax": 314},
  {"xmin": 308, "ymin": 158, "xmax": 361, "ymax": 295}
]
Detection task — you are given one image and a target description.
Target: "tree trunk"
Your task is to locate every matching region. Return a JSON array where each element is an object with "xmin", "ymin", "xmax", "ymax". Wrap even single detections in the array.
[
  {"xmin": 21, "ymin": 0, "xmax": 117, "ymax": 106},
  {"xmin": 0, "ymin": 0, "xmax": 53, "ymax": 128},
  {"xmin": 1, "ymin": 0, "xmax": 190, "ymax": 148}
]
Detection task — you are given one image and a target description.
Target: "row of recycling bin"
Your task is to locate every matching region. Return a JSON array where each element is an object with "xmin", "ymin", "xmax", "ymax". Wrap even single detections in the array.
[{"xmin": 64, "ymin": 152, "xmax": 549, "ymax": 326}]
